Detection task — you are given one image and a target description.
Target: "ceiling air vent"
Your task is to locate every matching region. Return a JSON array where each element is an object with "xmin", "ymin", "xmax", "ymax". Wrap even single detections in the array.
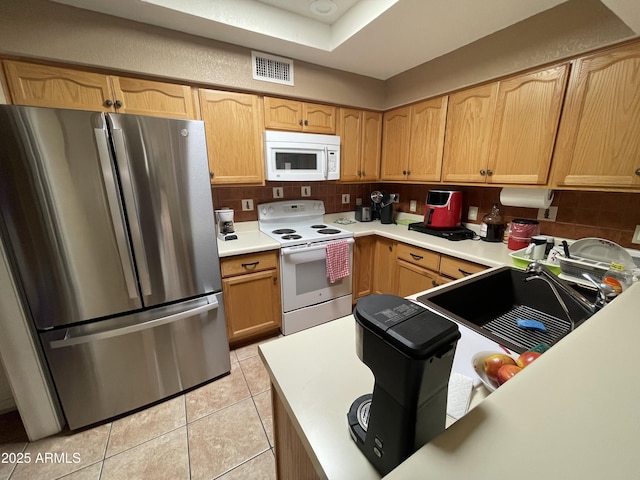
[{"xmin": 252, "ymin": 51, "xmax": 294, "ymax": 86}]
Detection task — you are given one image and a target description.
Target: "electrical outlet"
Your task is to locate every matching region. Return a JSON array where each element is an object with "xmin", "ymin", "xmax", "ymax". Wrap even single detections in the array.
[
  {"xmin": 633, "ymin": 225, "xmax": 640, "ymax": 245},
  {"xmin": 273, "ymin": 187, "xmax": 283, "ymax": 199},
  {"xmin": 409, "ymin": 200, "xmax": 417, "ymax": 212},
  {"xmin": 537, "ymin": 206, "xmax": 558, "ymax": 222},
  {"xmin": 241, "ymin": 199, "xmax": 254, "ymax": 211},
  {"xmin": 301, "ymin": 186, "xmax": 311, "ymax": 197},
  {"xmin": 468, "ymin": 206, "xmax": 478, "ymax": 221},
  {"xmin": 355, "ymin": 197, "xmax": 362, "ymax": 206},
  {"xmin": 342, "ymin": 193, "xmax": 350, "ymax": 204}
]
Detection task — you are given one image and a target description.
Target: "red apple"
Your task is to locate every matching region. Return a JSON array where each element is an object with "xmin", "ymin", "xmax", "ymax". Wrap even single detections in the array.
[
  {"xmin": 517, "ymin": 351, "xmax": 542, "ymax": 368},
  {"xmin": 496, "ymin": 364, "xmax": 522, "ymax": 385},
  {"xmin": 483, "ymin": 353, "xmax": 517, "ymax": 382}
]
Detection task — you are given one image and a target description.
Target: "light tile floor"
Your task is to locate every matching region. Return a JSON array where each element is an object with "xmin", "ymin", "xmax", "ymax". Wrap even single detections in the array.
[{"xmin": 0, "ymin": 338, "xmax": 278, "ymax": 480}]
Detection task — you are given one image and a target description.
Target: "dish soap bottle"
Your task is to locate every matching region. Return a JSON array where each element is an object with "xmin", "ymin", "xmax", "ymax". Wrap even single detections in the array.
[
  {"xmin": 480, "ymin": 204, "xmax": 505, "ymax": 242},
  {"xmin": 602, "ymin": 262, "xmax": 632, "ymax": 295}
]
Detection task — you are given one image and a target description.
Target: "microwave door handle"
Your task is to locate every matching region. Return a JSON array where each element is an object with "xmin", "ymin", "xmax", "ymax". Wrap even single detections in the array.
[
  {"xmin": 324, "ymin": 146, "xmax": 329, "ymax": 180},
  {"xmin": 94, "ymin": 128, "xmax": 139, "ymax": 300}
]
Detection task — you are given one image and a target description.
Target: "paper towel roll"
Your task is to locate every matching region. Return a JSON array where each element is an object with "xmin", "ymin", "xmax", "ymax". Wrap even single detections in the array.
[{"xmin": 500, "ymin": 188, "xmax": 554, "ymax": 209}]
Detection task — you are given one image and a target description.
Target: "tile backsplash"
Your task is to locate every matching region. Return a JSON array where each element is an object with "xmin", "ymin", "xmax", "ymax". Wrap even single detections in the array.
[{"xmin": 212, "ymin": 182, "xmax": 640, "ymax": 249}]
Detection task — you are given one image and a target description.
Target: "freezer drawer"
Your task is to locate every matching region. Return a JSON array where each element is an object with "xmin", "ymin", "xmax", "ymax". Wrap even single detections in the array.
[{"xmin": 40, "ymin": 293, "xmax": 230, "ymax": 430}]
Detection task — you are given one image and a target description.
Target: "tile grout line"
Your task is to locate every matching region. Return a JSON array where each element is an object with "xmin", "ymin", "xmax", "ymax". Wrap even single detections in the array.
[{"xmin": 183, "ymin": 394, "xmax": 193, "ymax": 480}]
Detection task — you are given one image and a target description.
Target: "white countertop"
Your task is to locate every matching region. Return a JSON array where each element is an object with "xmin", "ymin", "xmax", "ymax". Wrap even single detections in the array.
[
  {"xmin": 217, "ymin": 213, "xmax": 514, "ymax": 268},
  {"xmin": 260, "ymin": 282, "xmax": 640, "ymax": 479}
]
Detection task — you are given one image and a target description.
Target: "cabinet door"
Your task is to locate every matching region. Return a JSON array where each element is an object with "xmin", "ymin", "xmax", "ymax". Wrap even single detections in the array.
[
  {"xmin": 487, "ymin": 65, "xmax": 568, "ymax": 184},
  {"xmin": 380, "ymin": 106, "xmax": 411, "ymax": 180},
  {"xmin": 353, "ymin": 236, "xmax": 375, "ymax": 300},
  {"xmin": 407, "ymin": 96, "xmax": 448, "ymax": 182},
  {"xmin": 372, "ymin": 237, "xmax": 397, "ymax": 295},
  {"xmin": 199, "ymin": 89, "xmax": 265, "ymax": 184},
  {"xmin": 264, "ymin": 97, "xmax": 302, "ymax": 131},
  {"xmin": 110, "ymin": 77, "xmax": 196, "ymax": 119},
  {"xmin": 442, "ymin": 83, "xmax": 498, "ymax": 183},
  {"xmin": 338, "ymin": 108, "xmax": 363, "ymax": 182},
  {"xmin": 396, "ymin": 260, "xmax": 438, "ymax": 298},
  {"xmin": 222, "ymin": 269, "xmax": 281, "ymax": 344},
  {"xmin": 553, "ymin": 43, "xmax": 640, "ymax": 188},
  {"xmin": 303, "ymin": 103, "xmax": 336, "ymax": 134},
  {"xmin": 361, "ymin": 111, "xmax": 382, "ymax": 181},
  {"xmin": 3, "ymin": 60, "xmax": 113, "ymax": 112}
]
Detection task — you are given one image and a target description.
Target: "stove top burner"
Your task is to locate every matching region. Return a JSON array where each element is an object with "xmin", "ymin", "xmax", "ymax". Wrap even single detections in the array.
[
  {"xmin": 273, "ymin": 228, "xmax": 296, "ymax": 235},
  {"xmin": 310, "ymin": 224, "xmax": 327, "ymax": 229},
  {"xmin": 281, "ymin": 234, "xmax": 302, "ymax": 240},
  {"xmin": 317, "ymin": 228, "xmax": 341, "ymax": 235}
]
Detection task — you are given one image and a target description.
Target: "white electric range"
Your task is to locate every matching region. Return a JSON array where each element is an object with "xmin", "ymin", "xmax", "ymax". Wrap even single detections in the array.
[{"xmin": 258, "ymin": 200, "xmax": 354, "ymax": 335}]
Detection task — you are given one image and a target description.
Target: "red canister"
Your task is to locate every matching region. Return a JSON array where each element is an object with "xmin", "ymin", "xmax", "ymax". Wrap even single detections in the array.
[{"xmin": 507, "ymin": 219, "xmax": 540, "ymax": 250}]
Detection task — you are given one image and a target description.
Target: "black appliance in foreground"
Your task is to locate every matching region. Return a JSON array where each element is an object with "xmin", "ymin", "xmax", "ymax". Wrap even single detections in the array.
[
  {"xmin": 348, "ymin": 295, "xmax": 460, "ymax": 475},
  {"xmin": 408, "ymin": 221, "xmax": 476, "ymax": 241}
]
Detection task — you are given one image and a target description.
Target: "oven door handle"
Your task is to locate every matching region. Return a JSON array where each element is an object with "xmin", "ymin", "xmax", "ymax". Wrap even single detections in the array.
[{"xmin": 281, "ymin": 237, "xmax": 354, "ymax": 256}]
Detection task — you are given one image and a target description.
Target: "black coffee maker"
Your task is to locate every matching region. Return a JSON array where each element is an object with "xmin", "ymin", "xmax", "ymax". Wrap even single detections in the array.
[
  {"xmin": 348, "ymin": 294, "xmax": 460, "ymax": 476},
  {"xmin": 370, "ymin": 191, "xmax": 395, "ymax": 224}
]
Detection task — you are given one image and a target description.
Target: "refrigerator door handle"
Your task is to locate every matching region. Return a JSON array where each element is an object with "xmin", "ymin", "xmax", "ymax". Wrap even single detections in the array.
[
  {"xmin": 49, "ymin": 295, "xmax": 220, "ymax": 349},
  {"xmin": 111, "ymin": 128, "xmax": 152, "ymax": 297},
  {"xmin": 94, "ymin": 128, "xmax": 139, "ymax": 300}
]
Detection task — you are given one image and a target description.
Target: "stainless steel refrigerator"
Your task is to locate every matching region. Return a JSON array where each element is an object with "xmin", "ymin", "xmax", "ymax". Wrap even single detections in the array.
[{"xmin": 0, "ymin": 105, "xmax": 230, "ymax": 429}]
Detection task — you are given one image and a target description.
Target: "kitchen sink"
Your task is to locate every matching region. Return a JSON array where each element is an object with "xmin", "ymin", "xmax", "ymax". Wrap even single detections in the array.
[{"xmin": 417, "ymin": 266, "xmax": 594, "ymax": 353}]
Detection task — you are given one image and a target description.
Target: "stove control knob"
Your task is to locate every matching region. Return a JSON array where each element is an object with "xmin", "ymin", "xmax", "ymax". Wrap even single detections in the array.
[
  {"xmin": 261, "ymin": 207, "xmax": 267, "ymax": 215},
  {"xmin": 268, "ymin": 207, "xmax": 275, "ymax": 214}
]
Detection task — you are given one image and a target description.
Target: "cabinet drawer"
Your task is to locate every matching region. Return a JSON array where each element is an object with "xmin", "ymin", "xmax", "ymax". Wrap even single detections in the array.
[
  {"xmin": 396, "ymin": 243, "xmax": 440, "ymax": 271},
  {"xmin": 440, "ymin": 255, "xmax": 486, "ymax": 279},
  {"xmin": 221, "ymin": 251, "xmax": 279, "ymax": 278}
]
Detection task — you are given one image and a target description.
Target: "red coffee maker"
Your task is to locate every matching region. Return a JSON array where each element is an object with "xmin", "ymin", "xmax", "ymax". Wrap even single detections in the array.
[{"xmin": 424, "ymin": 190, "xmax": 463, "ymax": 229}]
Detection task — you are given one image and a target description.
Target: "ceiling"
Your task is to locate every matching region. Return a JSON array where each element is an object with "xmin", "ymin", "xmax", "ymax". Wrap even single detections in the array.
[{"xmin": 51, "ymin": 0, "xmax": 640, "ymax": 80}]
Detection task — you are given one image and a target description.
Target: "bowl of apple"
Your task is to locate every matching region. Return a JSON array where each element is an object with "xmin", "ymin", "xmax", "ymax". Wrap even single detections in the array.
[{"xmin": 472, "ymin": 350, "xmax": 542, "ymax": 392}]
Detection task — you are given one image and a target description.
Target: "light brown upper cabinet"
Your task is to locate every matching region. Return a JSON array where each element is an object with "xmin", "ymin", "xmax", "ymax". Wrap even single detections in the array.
[
  {"xmin": 199, "ymin": 89, "xmax": 265, "ymax": 185},
  {"xmin": 3, "ymin": 60, "xmax": 196, "ymax": 119},
  {"xmin": 552, "ymin": 42, "xmax": 640, "ymax": 189},
  {"xmin": 338, "ymin": 108, "xmax": 382, "ymax": 182},
  {"xmin": 263, "ymin": 97, "xmax": 336, "ymax": 134},
  {"xmin": 380, "ymin": 96, "xmax": 448, "ymax": 182},
  {"xmin": 441, "ymin": 83, "xmax": 499, "ymax": 183},
  {"xmin": 443, "ymin": 64, "xmax": 568, "ymax": 185},
  {"xmin": 487, "ymin": 65, "xmax": 568, "ymax": 184}
]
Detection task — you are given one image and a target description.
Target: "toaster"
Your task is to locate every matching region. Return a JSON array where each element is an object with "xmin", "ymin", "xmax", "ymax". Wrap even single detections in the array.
[{"xmin": 355, "ymin": 205, "xmax": 372, "ymax": 222}]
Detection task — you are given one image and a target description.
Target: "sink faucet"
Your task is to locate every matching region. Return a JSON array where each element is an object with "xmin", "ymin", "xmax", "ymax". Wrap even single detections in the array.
[{"xmin": 524, "ymin": 262, "xmax": 617, "ymax": 329}]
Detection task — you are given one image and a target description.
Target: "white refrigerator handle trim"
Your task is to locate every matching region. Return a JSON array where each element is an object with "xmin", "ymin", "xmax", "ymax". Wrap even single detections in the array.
[
  {"xmin": 94, "ymin": 128, "xmax": 139, "ymax": 300},
  {"xmin": 111, "ymin": 128, "xmax": 152, "ymax": 297},
  {"xmin": 49, "ymin": 296, "xmax": 219, "ymax": 348}
]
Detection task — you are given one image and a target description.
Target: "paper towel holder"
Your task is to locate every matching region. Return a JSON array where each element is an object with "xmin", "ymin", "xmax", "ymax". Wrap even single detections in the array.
[{"xmin": 499, "ymin": 188, "xmax": 554, "ymax": 209}]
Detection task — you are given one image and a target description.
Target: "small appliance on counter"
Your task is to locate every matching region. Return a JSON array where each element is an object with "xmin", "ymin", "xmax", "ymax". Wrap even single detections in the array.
[
  {"xmin": 215, "ymin": 209, "xmax": 238, "ymax": 241},
  {"xmin": 348, "ymin": 294, "xmax": 460, "ymax": 476},
  {"xmin": 355, "ymin": 205, "xmax": 372, "ymax": 222},
  {"xmin": 424, "ymin": 190, "xmax": 462, "ymax": 228},
  {"xmin": 371, "ymin": 191, "xmax": 396, "ymax": 224},
  {"xmin": 507, "ymin": 218, "xmax": 540, "ymax": 250}
]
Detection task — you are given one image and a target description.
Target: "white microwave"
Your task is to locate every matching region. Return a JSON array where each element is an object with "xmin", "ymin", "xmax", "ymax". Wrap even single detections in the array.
[{"xmin": 264, "ymin": 130, "xmax": 340, "ymax": 181}]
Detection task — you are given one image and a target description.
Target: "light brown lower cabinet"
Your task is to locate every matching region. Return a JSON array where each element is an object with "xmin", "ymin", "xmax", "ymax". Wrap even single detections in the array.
[
  {"xmin": 372, "ymin": 237, "xmax": 397, "ymax": 295},
  {"xmin": 439, "ymin": 255, "xmax": 486, "ymax": 280},
  {"xmin": 221, "ymin": 251, "xmax": 281, "ymax": 346},
  {"xmin": 272, "ymin": 387, "xmax": 322, "ymax": 480},
  {"xmin": 353, "ymin": 236, "xmax": 375, "ymax": 301}
]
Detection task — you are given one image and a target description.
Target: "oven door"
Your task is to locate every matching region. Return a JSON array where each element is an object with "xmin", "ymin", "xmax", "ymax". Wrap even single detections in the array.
[{"xmin": 280, "ymin": 239, "xmax": 353, "ymax": 312}]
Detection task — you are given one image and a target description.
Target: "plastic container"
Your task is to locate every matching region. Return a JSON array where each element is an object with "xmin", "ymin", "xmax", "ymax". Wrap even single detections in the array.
[
  {"xmin": 507, "ymin": 219, "xmax": 540, "ymax": 250},
  {"xmin": 602, "ymin": 262, "xmax": 633, "ymax": 295},
  {"xmin": 479, "ymin": 204, "xmax": 505, "ymax": 242}
]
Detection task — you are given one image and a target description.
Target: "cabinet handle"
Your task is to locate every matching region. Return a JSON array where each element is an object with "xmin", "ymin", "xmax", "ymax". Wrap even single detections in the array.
[
  {"xmin": 410, "ymin": 253, "xmax": 423, "ymax": 261},
  {"xmin": 103, "ymin": 99, "xmax": 113, "ymax": 107},
  {"xmin": 242, "ymin": 261, "xmax": 260, "ymax": 268},
  {"xmin": 273, "ymin": 276, "xmax": 278, "ymax": 284},
  {"xmin": 407, "ymin": 170, "xmax": 411, "ymax": 175},
  {"xmin": 210, "ymin": 172, "xmax": 214, "ymax": 179},
  {"xmin": 480, "ymin": 169, "xmax": 486, "ymax": 176},
  {"xmin": 388, "ymin": 245, "xmax": 393, "ymax": 252},
  {"xmin": 299, "ymin": 119, "xmax": 303, "ymax": 126},
  {"xmin": 486, "ymin": 169, "xmax": 493, "ymax": 176},
  {"xmin": 114, "ymin": 100, "xmax": 123, "ymax": 109},
  {"xmin": 361, "ymin": 170, "xmax": 365, "ymax": 176},
  {"xmin": 635, "ymin": 168, "xmax": 640, "ymax": 176},
  {"xmin": 304, "ymin": 119, "xmax": 308, "ymax": 126},
  {"xmin": 458, "ymin": 268, "xmax": 473, "ymax": 276},
  {"xmin": 402, "ymin": 170, "xmax": 407, "ymax": 175},
  {"xmin": 431, "ymin": 280, "xmax": 440, "ymax": 288},
  {"xmin": 357, "ymin": 170, "xmax": 362, "ymax": 176}
]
